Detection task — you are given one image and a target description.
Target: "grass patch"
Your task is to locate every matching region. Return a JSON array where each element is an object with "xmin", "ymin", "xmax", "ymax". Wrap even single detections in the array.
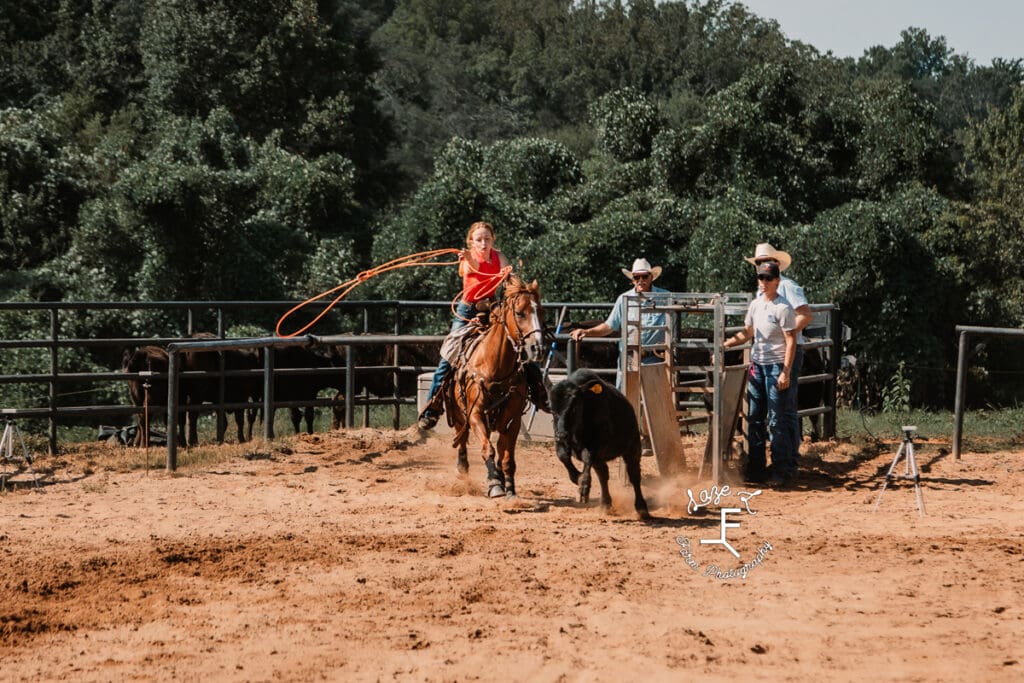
[{"xmin": 835, "ymin": 406, "xmax": 1024, "ymax": 451}]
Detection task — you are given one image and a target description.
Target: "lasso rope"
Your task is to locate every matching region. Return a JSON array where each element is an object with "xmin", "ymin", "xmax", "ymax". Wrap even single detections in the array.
[{"xmin": 275, "ymin": 248, "xmax": 513, "ymax": 337}]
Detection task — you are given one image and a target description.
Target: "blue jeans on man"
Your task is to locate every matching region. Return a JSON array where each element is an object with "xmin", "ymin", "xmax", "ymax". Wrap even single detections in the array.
[{"xmin": 746, "ymin": 361, "xmax": 798, "ymax": 482}]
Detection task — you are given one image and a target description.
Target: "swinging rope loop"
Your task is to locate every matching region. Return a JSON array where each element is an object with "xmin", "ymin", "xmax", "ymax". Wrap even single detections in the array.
[{"xmin": 275, "ymin": 248, "xmax": 462, "ymax": 338}]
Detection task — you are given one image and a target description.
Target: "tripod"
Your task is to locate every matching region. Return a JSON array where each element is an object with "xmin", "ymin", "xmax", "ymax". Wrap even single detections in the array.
[
  {"xmin": 0, "ymin": 417, "xmax": 39, "ymax": 490},
  {"xmin": 873, "ymin": 425, "xmax": 925, "ymax": 516}
]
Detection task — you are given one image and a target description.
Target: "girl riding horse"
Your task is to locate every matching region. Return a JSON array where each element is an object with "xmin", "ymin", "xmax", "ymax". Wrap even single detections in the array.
[{"xmin": 443, "ymin": 275, "xmax": 545, "ymax": 498}]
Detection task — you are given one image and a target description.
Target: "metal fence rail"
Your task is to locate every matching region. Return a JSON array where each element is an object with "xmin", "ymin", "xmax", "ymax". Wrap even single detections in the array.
[
  {"xmin": 952, "ymin": 325, "xmax": 1024, "ymax": 459},
  {"xmin": 0, "ymin": 299, "xmax": 615, "ymax": 455},
  {"xmin": 0, "ymin": 298, "xmax": 841, "ymax": 470}
]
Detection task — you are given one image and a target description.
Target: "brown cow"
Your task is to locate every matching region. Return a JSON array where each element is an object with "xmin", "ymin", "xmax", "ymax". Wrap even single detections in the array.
[
  {"xmin": 121, "ymin": 346, "xmax": 184, "ymax": 446},
  {"xmin": 122, "ymin": 336, "xmax": 261, "ymax": 447}
]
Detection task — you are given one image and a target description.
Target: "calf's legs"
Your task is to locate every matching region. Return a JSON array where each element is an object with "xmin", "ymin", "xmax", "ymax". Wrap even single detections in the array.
[
  {"xmin": 555, "ymin": 438, "xmax": 580, "ymax": 484},
  {"xmin": 623, "ymin": 452, "xmax": 650, "ymax": 519}
]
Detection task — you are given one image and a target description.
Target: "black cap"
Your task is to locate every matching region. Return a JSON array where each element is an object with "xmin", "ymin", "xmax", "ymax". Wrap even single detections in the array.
[{"xmin": 756, "ymin": 261, "xmax": 780, "ymax": 279}]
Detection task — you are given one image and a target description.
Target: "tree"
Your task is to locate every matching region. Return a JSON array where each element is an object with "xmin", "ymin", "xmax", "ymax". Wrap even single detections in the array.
[
  {"xmin": 790, "ymin": 186, "xmax": 959, "ymax": 405},
  {"xmin": 0, "ymin": 108, "xmax": 85, "ymax": 279},
  {"xmin": 57, "ymin": 109, "xmax": 355, "ymax": 321},
  {"xmin": 958, "ymin": 84, "xmax": 1024, "ymax": 327},
  {"xmin": 652, "ymin": 63, "xmax": 820, "ymax": 221},
  {"xmin": 590, "ymin": 87, "xmax": 662, "ymax": 162},
  {"xmin": 139, "ymin": 0, "xmax": 394, "ymax": 211}
]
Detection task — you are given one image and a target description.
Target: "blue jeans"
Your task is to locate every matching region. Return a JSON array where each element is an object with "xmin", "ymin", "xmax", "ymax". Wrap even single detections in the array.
[
  {"xmin": 746, "ymin": 361, "xmax": 798, "ymax": 477},
  {"xmin": 787, "ymin": 346, "xmax": 804, "ymax": 456},
  {"xmin": 426, "ymin": 301, "xmax": 478, "ymax": 405}
]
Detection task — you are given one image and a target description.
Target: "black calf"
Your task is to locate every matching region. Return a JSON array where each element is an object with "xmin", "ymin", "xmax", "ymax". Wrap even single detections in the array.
[{"xmin": 549, "ymin": 369, "xmax": 650, "ymax": 519}]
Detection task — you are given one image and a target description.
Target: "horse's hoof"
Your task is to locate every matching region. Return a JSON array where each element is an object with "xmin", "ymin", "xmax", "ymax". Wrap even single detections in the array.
[
  {"xmin": 487, "ymin": 483, "xmax": 506, "ymax": 498},
  {"xmin": 457, "ymin": 462, "xmax": 469, "ymax": 474},
  {"xmin": 505, "ymin": 491, "xmax": 517, "ymax": 500},
  {"xmin": 637, "ymin": 509, "xmax": 652, "ymax": 520}
]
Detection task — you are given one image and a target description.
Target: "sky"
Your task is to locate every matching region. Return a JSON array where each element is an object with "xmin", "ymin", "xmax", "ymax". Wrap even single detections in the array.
[{"xmin": 735, "ymin": 0, "xmax": 1024, "ymax": 64}]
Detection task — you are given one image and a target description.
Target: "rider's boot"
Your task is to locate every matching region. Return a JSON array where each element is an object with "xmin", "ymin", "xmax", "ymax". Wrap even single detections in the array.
[
  {"xmin": 418, "ymin": 374, "xmax": 448, "ymax": 430},
  {"xmin": 524, "ymin": 362, "xmax": 551, "ymax": 413}
]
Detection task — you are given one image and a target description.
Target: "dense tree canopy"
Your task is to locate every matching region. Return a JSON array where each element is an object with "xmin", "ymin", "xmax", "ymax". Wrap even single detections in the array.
[{"xmin": 2, "ymin": 0, "xmax": 1023, "ymax": 405}]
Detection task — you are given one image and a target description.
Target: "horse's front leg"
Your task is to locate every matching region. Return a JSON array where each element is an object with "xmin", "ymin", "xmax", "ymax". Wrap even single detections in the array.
[
  {"xmin": 468, "ymin": 409, "xmax": 501, "ymax": 497},
  {"xmin": 453, "ymin": 415, "xmax": 470, "ymax": 474},
  {"xmin": 496, "ymin": 427, "xmax": 520, "ymax": 499}
]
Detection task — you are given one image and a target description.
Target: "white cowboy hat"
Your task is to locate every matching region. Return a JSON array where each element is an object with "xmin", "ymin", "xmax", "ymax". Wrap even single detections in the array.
[
  {"xmin": 744, "ymin": 242, "xmax": 792, "ymax": 272},
  {"xmin": 620, "ymin": 258, "xmax": 663, "ymax": 281}
]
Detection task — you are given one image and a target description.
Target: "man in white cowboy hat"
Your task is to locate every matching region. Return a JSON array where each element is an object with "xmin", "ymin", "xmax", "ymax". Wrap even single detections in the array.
[
  {"xmin": 569, "ymin": 258, "xmax": 670, "ymax": 388},
  {"xmin": 745, "ymin": 242, "xmax": 813, "ymax": 459},
  {"xmin": 724, "ymin": 260, "xmax": 798, "ymax": 486}
]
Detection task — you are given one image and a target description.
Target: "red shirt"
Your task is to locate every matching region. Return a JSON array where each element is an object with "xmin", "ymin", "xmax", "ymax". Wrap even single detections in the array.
[{"xmin": 461, "ymin": 249, "xmax": 503, "ymax": 303}]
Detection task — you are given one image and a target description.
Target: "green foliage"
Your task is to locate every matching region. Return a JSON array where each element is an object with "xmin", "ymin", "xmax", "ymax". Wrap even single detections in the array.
[
  {"xmin": 954, "ymin": 85, "xmax": 1024, "ymax": 327},
  {"xmin": 525, "ymin": 190, "xmax": 696, "ymax": 301},
  {"xmin": 851, "ymin": 79, "xmax": 946, "ymax": 196},
  {"xmin": 791, "ymin": 185, "xmax": 960, "ymax": 403},
  {"xmin": 3, "ymin": 0, "xmax": 1024, "ymax": 411},
  {"xmin": 0, "ymin": 107, "xmax": 85, "ymax": 275},
  {"xmin": 56, "ymin": 109, "xmax": 354, "ymax": 326},
  {"xmin": 589, "ymin": 87, "xmax": 662, "ymax": 162},
  {"xmin": 481, "ymin": 138, "xmax": 582, "ymax": 203},
  {"xmin": 881, "ymin": 360, "xmax": 912, "ymax": 416},
  {"xmin": 685, "ymin": 191, "xmax": 787, "ymax": 292}
]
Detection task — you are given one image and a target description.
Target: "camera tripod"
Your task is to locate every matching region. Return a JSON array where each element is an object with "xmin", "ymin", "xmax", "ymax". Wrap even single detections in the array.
[
  {"xmin": 872, "ymin": 425, "xmax": 925, "ymax": 516},
  {"xmin": 0, "ymin": 416, "xmax": 39, "ymax": 490}
]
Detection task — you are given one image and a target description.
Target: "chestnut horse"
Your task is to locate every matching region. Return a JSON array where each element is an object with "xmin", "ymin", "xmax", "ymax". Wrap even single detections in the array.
[{"xmin": 444, "ymin": 276, "xmax": 545, "ymax": 498}]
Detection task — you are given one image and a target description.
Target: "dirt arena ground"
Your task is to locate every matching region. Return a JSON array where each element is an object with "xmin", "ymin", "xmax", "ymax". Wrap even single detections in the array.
[{"xmin": 2, "ymin": 426, "xmax": 1022, "ymax": 682}]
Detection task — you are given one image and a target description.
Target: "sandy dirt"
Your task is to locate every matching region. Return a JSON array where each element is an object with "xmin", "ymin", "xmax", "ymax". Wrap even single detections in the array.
[{"xmin": 1, "ymin": 426, "xmax": 1022, "ymax": 682}]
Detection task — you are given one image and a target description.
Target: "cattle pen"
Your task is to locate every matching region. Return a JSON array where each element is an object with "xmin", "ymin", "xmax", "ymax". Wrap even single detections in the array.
[
  {"xmin": 0, "ymin": 297, "xmax": 841, "ymax": 469},
  {"xmin": 0, "ymin": 299, "xmax": 619, "ymax": 455}
]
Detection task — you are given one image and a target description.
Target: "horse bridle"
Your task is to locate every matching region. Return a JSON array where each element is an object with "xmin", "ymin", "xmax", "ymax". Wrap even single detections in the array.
[{"xmin": 501, "ymin": 291, "xmax": 543, "ymax": 363}]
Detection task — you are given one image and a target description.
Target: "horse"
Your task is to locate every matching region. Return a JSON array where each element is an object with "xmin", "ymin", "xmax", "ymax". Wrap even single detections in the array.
[{"xmin": 443, "ymin": 275, "xmax": 545, "ymax": 498}]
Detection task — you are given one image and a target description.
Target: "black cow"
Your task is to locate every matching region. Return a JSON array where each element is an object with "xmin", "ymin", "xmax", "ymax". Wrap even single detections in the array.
[
  {"xmin": 179, "ymin": 334, "xmax": 261, "ymax": 445},
  {"xmin": 329, "ymin": 341, "xmax": 442, "ymax": 429},
  {"xmin": 548, "ymin": 369, "xmax": 650, "ymax": 519},
  {"xmin": 123, "ymin": 338, "xmax": 261, "ymax": 447},
  {"xmin": 273, "ymin": 345, "xmax": 344, "ymax": 434}
]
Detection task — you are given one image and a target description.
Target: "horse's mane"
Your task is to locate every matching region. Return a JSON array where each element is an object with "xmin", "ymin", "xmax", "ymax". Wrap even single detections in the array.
[{"xmin": 503, "ymin": 274, "xmax": 540, "ymax": 301}]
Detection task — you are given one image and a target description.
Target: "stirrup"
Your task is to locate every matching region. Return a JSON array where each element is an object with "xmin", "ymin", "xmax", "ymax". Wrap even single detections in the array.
[{"xmin": 418, "ymin": 410, "xmax": 439, "ymax": 430}]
